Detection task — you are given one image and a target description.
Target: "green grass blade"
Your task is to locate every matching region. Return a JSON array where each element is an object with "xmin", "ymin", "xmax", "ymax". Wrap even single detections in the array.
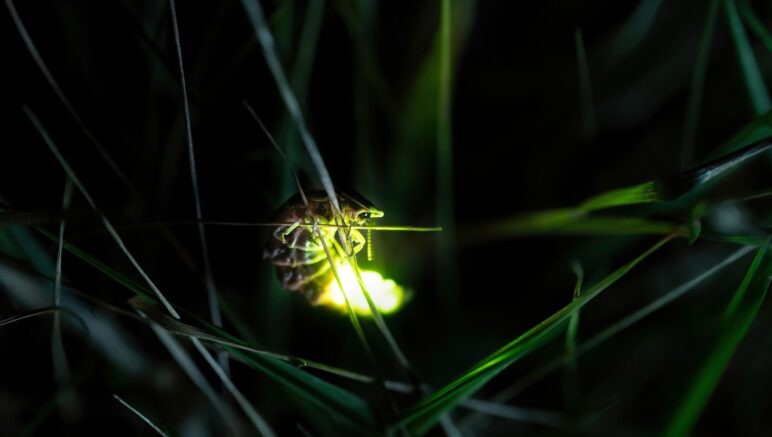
[
  {"xmin": 664, "ymin": 241, "xmax": 772, "ymax": 436},
  {"xmin": 113, "ymin": 395, "xmax": 171, "ymax": 437},
  {"xmin": 579, "ymin": 181, "xmax": 659, "ymax": 210},
  {"xmin": 682, "ymin": 0, "xmax": 720, "ymax": 168},
  {"xmin": 724, "ymin": 0, "xmax": 771, "ymax": 115},
  {"xmin": 563, "ymin": 262, "xmax": 583, "ymax": 407},
  {"xmin": 398, "ymin": 235, "xmax": 673, "ymax": 434},
  {"xmin": 23, "ymin": 106, "xmax": 181, "ymax": 319},
  {"xmin": 464, "ymin": 210, "xmax": 677, "ymax": 244},
  {"xmin": 738, "ymin": 0, "xmax": 772, "ymax": 54},
  {"xmin": 436, "ymin": 0, "xmax": 459, "ymax": 315}
]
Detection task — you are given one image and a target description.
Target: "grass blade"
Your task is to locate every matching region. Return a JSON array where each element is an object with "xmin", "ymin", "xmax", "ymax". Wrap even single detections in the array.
[
  {"xmin": 22, "ymin": 105, "xmax": 180, "ymax": 319},
  {"xmin": 239, "ymin": 0, "xmax": 341, "ymax": 214},
  {"xmin": 682, "ymin": 0, "xmax": 720, "ymax": 168},
  {"xmin": 398, "ymin": 235, "xmax": 674, "ymax": 434},
  {"xmin": 458, "ymin": 244, "xmax": 755, "ymax": 431},
  {"xmin": 168, "ymin": 0, "xmax": 227, "ymax": 373},
  {"xmin": 664, "ymin": 241, "xmax": 772, "ymax": 436},
  {"xmin": 738, "ymin": 0, "xmax": 772, "ymax": 53},
  {"xmin": 436, "ymin": 0, "xmax": 459, "ymax": 315},
  {"xmin": 113, "ymin": 395, "xmax": 170, "ymax": 437},
  {"xmin": 724, "ymin": 0, "xmax": 771, "ymax": 115},
  {"xmin": 190, "ymin": 338, "xmax": 276, "ymax": 437},
  {"xmin": 52, "ymin": 177, "xmax": 74, "ymax": 385}
]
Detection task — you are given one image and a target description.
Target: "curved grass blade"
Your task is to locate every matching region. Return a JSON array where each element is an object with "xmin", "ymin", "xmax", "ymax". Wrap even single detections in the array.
[
  {"xmin": 724, "ymin": 0, "xmax": 771, "ymax": 115},
  {"xmin": 664, "ymin": 241, "xmax": 772, "ymax": 436},
  {"xmin": 23, "ymin": 105, "xmax": 180, "ymax": 319},
  {"xmin": 4, "ymin": 0, "xmax": 144, "ymax": 203},
  {"xmin": 113, "ymin": 395, "xmax": 171, "ymax": 437},
  {"xmin": 397, "ymin": 235, "xmax": 674, "ymax": 434}
]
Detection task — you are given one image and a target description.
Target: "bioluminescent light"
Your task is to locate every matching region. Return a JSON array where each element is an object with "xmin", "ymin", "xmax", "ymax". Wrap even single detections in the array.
[{"xmin": 318, "ymin": 262, "xmax": 405, "ymax": 316}]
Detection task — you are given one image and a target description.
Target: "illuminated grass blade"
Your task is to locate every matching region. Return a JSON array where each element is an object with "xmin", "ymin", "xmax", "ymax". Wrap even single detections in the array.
[
  {"xmin": 664, "ymin": 241, "xmax": 772, "ymax": 436},
  {"xmin": 398, "ymin": 235, "xmax": 674, "ymax": 434},
  {"xmin": 458, "ymin": 244, "xmax": 755, "ymax": 431},
  {"xmin": 4, "ymin": 0, "xmax": 144, "ymax": 203},
  {"xmin": 23, "ymin": 105, "xmax": 180, "ymax": 319},
  {"xmin": 113, "ymin": 395, "xmax": 170, "ymax": 437},
  {"xmin": 724, "ymin": 0, "xmax": 771, "ymax": 115},
  {"xmin": 239, "ymin": 0, "xmax": 342, "ymax": 214},
  {"xmin": 465, "ymin": 211, "xmax": 677, "ymax": 244},
  {"xmin": 682, "ymin": 0, "xmax": 720, "ymax": 168},
  {"xmin": 578, "ymin": 181, "xmax": 659, "ymax": 210}
]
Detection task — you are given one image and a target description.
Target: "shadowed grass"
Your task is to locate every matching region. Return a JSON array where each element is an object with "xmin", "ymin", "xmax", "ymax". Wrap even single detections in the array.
[
  {"xmin": 664, "ymin": 241, "xmax": 772, "ymax": 436},
  {"xmin": 23, "ymin": 105, "xmax": 180, "ymax": 319},
  {"xmin": 458, "ymin": 244, "xmax": 755, "ymax": 432},
  {"xmin": 682, "ymin": 0, "xmax": 720, "ymax": 169},
  {"xmin": 724, "ymin": 0, "xmax": 771, "ymax": 115},
  {"xmin": 397, "ymin": 235, "xmax": 674, "ymax": 434}
]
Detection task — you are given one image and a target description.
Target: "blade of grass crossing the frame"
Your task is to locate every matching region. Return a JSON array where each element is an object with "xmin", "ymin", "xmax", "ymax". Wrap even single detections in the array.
[
  {"xmin": 738, "ymin": 0, "xmax": 772, "ymax": 54},
  {"xmin": 682, "ymin": 0, "xmax": 720, "ymax": 169},
  {"xmin": 563, "ymin": 262, "xmax": 583, "ymax": 408},
  {"xmin": 224, "ymin": 346, "xmax": 379, "ymax": 434},
  {"xmin": 169, "ymin": 0, "xmax": 228, "ymax": 374},
  {"xmin": 113, "ymin": 395, "xmax": 170, "ymax": 437},
  {"xmin": 443, "ymin": 244, "xmax": 756, "ymax": 432},
  {"xmin": 23, "ymin": 105, "xmax": 180, "ymax": 319},
  {"xmin": 4, "ymin": 0, "xmax": 144, "ymax": 203},
  {"xmin": 664, "ymin": 241, "xmax": 772, "ymax": 436},
  {"xmin": 190, "ymin": 338, "xmax": 276, "ymax": 436},
  {"xmin": 52, "ymin": 177, "xmax": 74, "ymax": 385},
  {"xmin": 398, "ymin": 235, "xmax": 673, "ymax": 434},
  {"xmin": 239, "ymin": 0, "xmax": 341, "ymax": 215},
  {"xmin": 575, "ymin": 28, "xmax": 597, "ymax": 141},
  {"xmin": 145, "ymin": 317, "xmax": 242, "ymax": 435},
  {"xmin": 40, "ymin": 234, "xmax": 376, "ymax": 430},
  {"xmin": 436, "ymin": 0, "xmax": 459, "ymax": 314},
  {"xmin": 724, "ymin": 0, "xmax": 771, "ymax": 115}
]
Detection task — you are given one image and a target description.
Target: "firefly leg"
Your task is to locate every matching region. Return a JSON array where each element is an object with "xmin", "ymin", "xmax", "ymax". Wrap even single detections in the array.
[{"xmin": 278, "ymin": 218, "xmax": 304, "ymax": 244}]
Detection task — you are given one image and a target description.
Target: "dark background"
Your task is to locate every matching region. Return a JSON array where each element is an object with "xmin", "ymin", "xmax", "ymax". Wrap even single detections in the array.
[{"xmin": 2, "ymin": 0, "xmax": 772, "ymax": 435}]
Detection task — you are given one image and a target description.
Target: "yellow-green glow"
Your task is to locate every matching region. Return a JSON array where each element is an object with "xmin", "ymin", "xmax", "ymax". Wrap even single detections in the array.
[{"xmin": 318, "ymin": 262, "xmax": 405, "ymax": 316}]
